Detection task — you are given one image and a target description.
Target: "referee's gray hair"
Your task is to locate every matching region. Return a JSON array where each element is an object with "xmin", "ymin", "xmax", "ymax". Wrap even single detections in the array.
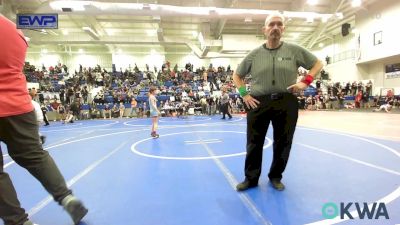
[{"xmin": 265, "ymin": 11, "xmax": 285, "ymax": 25}]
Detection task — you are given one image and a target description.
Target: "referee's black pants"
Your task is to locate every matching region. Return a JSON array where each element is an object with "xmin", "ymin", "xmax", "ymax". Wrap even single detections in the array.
[
  {"xmin": 221, "ymin": 103, "xmax": 232, "ymax": 119},
  {"xmin": 244, "ymin": 93, "xmax": 298, "ymax": 183},
  {"xmin": 0, "ymin": 111, "xmax": 72, "ymax": 225}
]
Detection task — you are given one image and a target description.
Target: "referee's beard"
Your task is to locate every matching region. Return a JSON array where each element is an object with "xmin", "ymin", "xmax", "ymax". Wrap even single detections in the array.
[{"xmin": 267, "ymin": 31, "xmax": 282, "ymax": 42}]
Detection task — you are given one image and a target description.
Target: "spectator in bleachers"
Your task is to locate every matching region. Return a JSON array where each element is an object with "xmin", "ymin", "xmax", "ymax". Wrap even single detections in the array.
[
  {"xmin": 63, "ymin": 111, "xmax": 74, "ymax": 123},
  {"xmin": 29, "ymin": 89, "xmax": 46, "ymax": 144},
  {"xmin": 66, "ymin": 87, "xmax": 74, "ymax": 104},
  {"xmin": 366, "ymin": 80, "xmax": 372, "ymax": 95},
  {"xmin": 129, "ymin": 97, "xmax": 137, "ymax": 117},
  {"xmin": 324, "ymin": 94, "xmax": 331, "ymax": 109},
  {"xmin": 111, "ymin": 105, "xmax": 119, "ymax": 118},
  {"xmin": 306, "ymin": 96, "xmax": 314, "ymax": 110},
  {"xmin": 394, "ymin": 97, "xmax": 399, "ymax": 108},
  {"xmin": 143, "ymin": 102, "xmax": 149, "ymax": 118},
  {"xmin": 119, "ymin": 102, "xmax": 125, "ymax": 118},
  {"xmin": 50, "ymin": 99, "xmax": 60, "ymax": 112},
  {"xmin": 386, "ymin": 89, "xmax": 394, "ymax": 99},
  {"xmin": 315, "ymin": 92, "xmax": 324, "ymax": 110},
  {"xmin": 136, "ymin": 106, "xmax": 144, "ymax": 118},
  {"xmin": 298, "ymin": 93, "xmax": 306, "ymax": 110},
  {"xmin": 228, "ymin": 98, "xmax": 236, "ymax": 114},
  {"xmin": 355, "ymin": 90, "xmax": 362, "ymax": 108},
  {"xmin": 344, "ymin": 82, "xmax": 351, "ymax": 95},
  {"xmin": 59, "ymin": 88, "xmax": 65, "ymax": 104},
  {"xmin": 81, "ymin": 86, "xmax": 89, "ymax": 104},
  {"xmin": 373, "ymin": 101, "xmax": 393, "ymax": 113},
  {"xmin": 206, "ymin": 96, "xmax": 213, "ymax": 115},
  {"xmin": 57, "ymin": 103, "xmax": 66, "ymax": 122},
  {"xmin": 351, "ymin": 81, "xmax": 357, "ymax": 96},
  {"xmin": 357, "ymin": 81, "xmax": 363, "ymax": 93},
  {"xmin": 70, "ymin": 100, "xmax": 80, "ymax": 120},
  {"xmin": 200, "ymin": 96, "xmax": 208, "ymax": 115},
  {"xmin": 95, "ymin": 73, "xmax": 103, "ymax": 86},
  {"xmin": 40, "ymin": 104, "xmax": 50, "ymax": 126},
  {"xmin": 372, "ymin": 95, "xmax": 379, "ymax": 107},
  {"xmin": 89, "ymin": 105, "xmax": 101, "ymax": 119},
  {"xmin": 236, "ymin": 97, "xmax": 244, "ymax": 112},
  {"xmin": 337, "ymin": 92, "xmax": 344, "ymax": 109},
  {"xmin": 38, "ymin": 90, "xmax": 45, "ymax": 104},
  {"xmin": 362, "ymin": 91, "xmax": 370, "ymax": 108},
  {"xmin": 103, "ymin": 104, "xmax": 111, "ymax": 119},
  {"xmin": 176, "ymin": 100, "xmax": 189, "ymax": 118}
]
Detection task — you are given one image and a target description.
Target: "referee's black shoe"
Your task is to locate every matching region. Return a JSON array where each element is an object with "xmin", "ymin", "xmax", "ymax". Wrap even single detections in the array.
[
  {"xmin": 270, "ymin": 179, "xmax": 285, "ymax": 191},
  {"xmin": 236, "ymin": 179, "xmax": 258, "ymax": 191}
]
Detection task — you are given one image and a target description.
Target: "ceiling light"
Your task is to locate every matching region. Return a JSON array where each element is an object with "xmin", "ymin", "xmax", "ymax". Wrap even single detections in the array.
[
  {"xmin": 307, "ymin": 0, "xmax": 318, "ymax": 6},
  {"xmin": 198, "ymin": 32, "xmax": 205, "ymax": 50},
  {"xmin": 321, "ymin": 16, "xmax": 329, "ymax": 23},
  {"xmin": 82, "ymin": 26, "xmax": 100, "ymax": 40},
  {"xmin": 318, "ymin": 43, "xmax": 324, "ymax": 48},
  {"xmin": 105, "ymin": 29, "xmax": 115, "ymax": 36},
  {"xmin": 157, "ymin": 28, "xmax": 164, "ymax": 41},
  {"xmin": 244, "ymin": 17, "xmax": 252, "ymax": 23},
  {"xmin": 78, "ymin": 49, "xmax": 84, "ymax": 54},
  {"xmin": 292, "ymin": 33, "xmax": 300, "ymax": 39},
  {"xmin": 209, "ymin": 7, "xmax": 217, "ymax": 14},
  {"xmin": 351, "ymin": 0, "xmax": 362, "ymax": 7},
  {"xmin": 62, "ymin": 29, "xmax": 69, "ymax": 35},
  {"xmin": 47, "ymin": 30, "xmax": 59, "ymax": 36},
  {"xmin": 50, "ymin": 1, "xmax": 88, "ymax": 11},
  {"xmin": 146, "ymin": 30, "xmax": 157, "ymax": 36},
  {"xmin": 41, "ymin": 49, "xmax": 48, "ymax": 54},
  {"xmin": 142, "ymin": 3, "xmax": 151, "ymax": 10}
]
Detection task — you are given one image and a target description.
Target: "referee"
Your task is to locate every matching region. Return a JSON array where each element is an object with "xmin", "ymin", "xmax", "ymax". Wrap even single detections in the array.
[
  {"xmin": 220, "ymin": 88, "xmax": 232, "ymax": 119},
  {"xmin": 233, "ymin": 12, "xmax": 323, "ymax": 191}
]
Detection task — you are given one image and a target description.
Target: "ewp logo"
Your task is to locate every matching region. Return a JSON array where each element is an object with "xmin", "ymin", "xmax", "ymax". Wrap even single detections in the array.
[
  {"xmin": 322, "ymin": 202, "xmax": 389, "ymax": 220},
  {"xmin": 17, "ymin": 14, "xmax": 58, "ymax": 29}
]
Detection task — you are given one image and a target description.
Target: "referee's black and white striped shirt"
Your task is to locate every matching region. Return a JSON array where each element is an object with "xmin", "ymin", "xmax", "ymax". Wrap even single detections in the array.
[{"xmin": 236, "ymin": 42, "xmax": 318, "ymax": 96}]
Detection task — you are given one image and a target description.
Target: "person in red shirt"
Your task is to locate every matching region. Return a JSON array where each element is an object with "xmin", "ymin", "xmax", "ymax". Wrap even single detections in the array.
[
  {"xmin": 0, "ymin": 15, "xmax": 88, "ymax": 225},
  {"xmin": 355, "ymin": 90, "xmax": 362, "ymax": 108}
]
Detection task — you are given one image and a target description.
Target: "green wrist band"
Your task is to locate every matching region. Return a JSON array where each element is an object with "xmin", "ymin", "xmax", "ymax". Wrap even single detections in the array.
[{"xmin": 238, "ymin": 86, "xmax": 248, "ymax": 97}]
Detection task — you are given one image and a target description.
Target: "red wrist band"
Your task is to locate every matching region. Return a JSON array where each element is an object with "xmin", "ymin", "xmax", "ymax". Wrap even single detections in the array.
[{"xmin": 302, "ymin": 74, "xmax": 314, "ymax": 86}]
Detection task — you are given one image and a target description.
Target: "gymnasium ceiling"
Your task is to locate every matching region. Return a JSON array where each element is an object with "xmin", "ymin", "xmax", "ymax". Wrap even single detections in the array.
[{"xmin": 1, "ymin": 0, "xmax": 379, "ymax": 57}]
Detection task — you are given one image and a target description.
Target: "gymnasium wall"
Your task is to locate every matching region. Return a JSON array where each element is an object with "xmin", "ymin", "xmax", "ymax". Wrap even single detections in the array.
[{"xmin": 310, "ymin": 0, "xmax": 400, "ymax": 94}]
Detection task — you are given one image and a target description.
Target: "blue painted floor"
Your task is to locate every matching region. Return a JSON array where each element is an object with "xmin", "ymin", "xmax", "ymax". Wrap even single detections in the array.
[{"xmin": 1, "ymin": 115, "xmax": 399, "ymax": 225}]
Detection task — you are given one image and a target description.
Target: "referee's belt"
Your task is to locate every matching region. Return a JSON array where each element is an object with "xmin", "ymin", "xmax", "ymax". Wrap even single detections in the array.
[{"xmin": 254, "ymin": 93, "xmax": 292, "ymax": 101}]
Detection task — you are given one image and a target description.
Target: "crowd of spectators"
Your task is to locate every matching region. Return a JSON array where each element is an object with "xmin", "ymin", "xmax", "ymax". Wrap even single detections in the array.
[
  {"xmin": 24, "ymin": 61, "xmax": 399, "ymax": 122},
  {"xmin": 25, "ymin": 61, "xmax": 248, "ymax": 121},
  {"xmin": 296, "ymin": 73, "xmax": 399, "ymax": 111}
]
